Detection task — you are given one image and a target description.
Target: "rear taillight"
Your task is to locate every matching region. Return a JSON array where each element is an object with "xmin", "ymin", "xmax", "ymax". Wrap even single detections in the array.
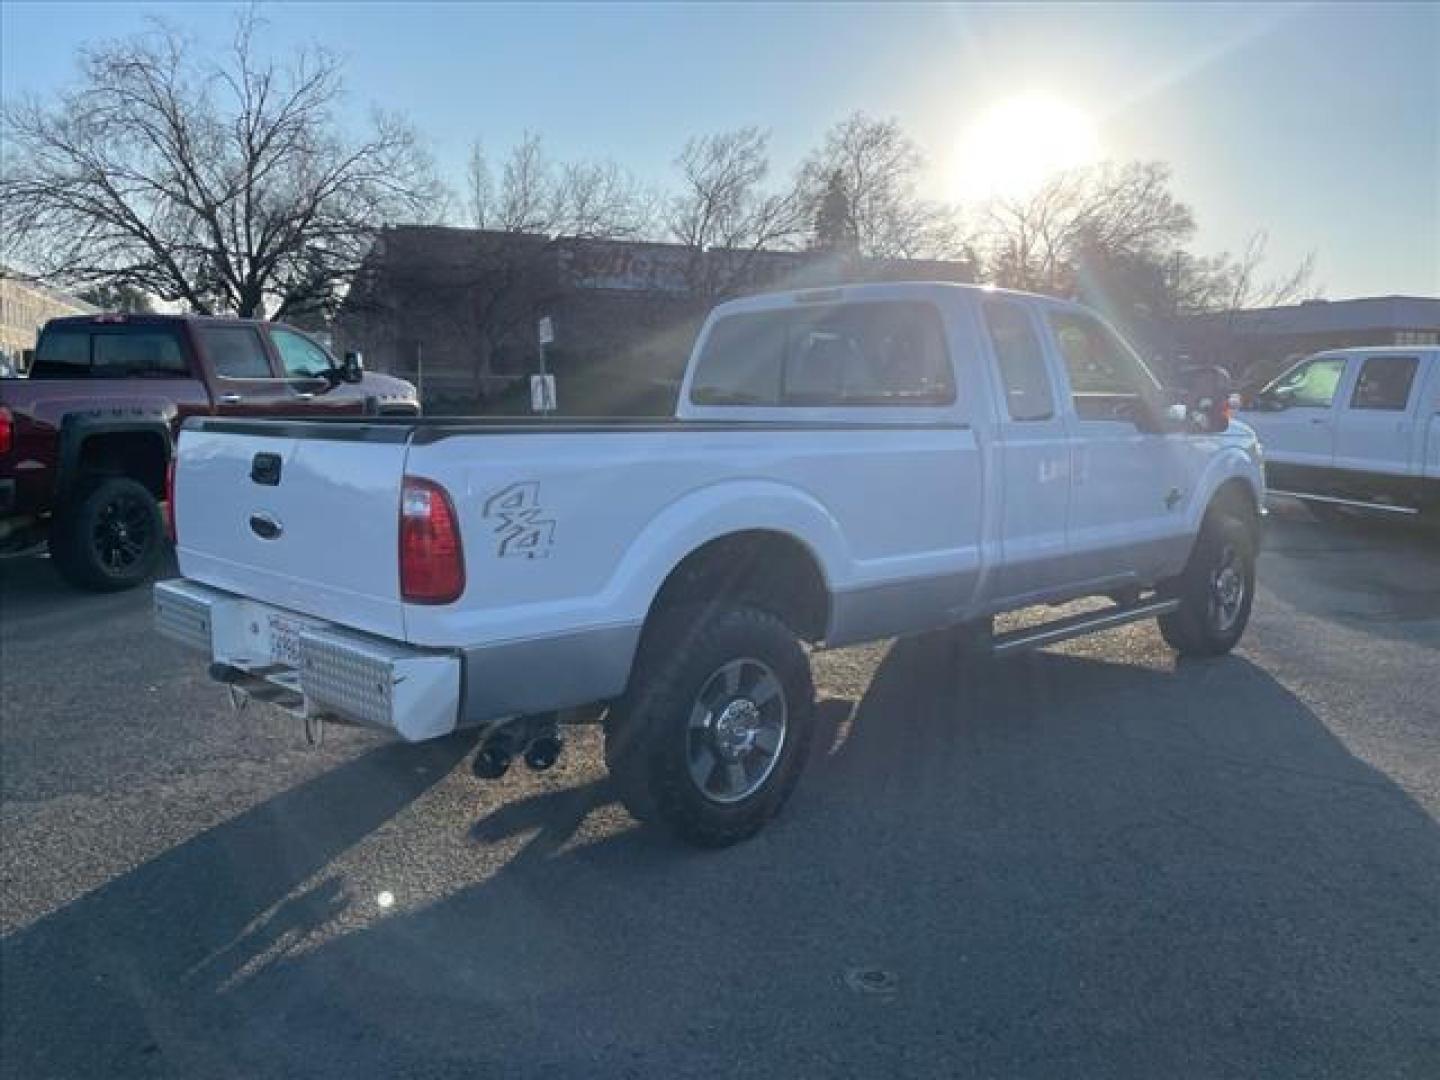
[
  {"xmin": 0, "ymin": 406, "xmax": 12, "ymax": 456},
  {"xmin": 164, "ymin": 456, "xmax": 177, "ymax": 542},
  {"xmin": 400, "ymin": 476, "xmax": 464, "ymax": 604}
]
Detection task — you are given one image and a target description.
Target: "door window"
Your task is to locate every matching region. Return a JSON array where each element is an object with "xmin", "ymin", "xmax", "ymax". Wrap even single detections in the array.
[
  {"xmin": 272, "ymin": 327, "xmax": 334, "ymax": 378},
  {"xmin": 198, "ymin": 325, "xmax": 273, "ymax": 379},
  {"xmin": 690, "ymin": 301, "xmax": 954, "ymax": 407},
  {"xmin": 983, "ymin": 299, "xmax": 1053, "ymax": 421},
  {"xmin": 1349, "ymin": 356, "xmax": 1419, "ymax": 411},
  {"xmin": 690, "ymin": 310, "xmax": 787, "ymax": 405},
  {"xmin": 1046, "ymin": 310, "xmax": 1158, "ymax": 420},
  {"xmin": 1265, "ymin": 356, "xmax": 1347, "ymax": 408}
]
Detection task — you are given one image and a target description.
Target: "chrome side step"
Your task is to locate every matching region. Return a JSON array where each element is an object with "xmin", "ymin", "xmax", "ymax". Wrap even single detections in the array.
[
  {"xmin": 1268, "ymin": 489, "xmax": 1419, "ymax": 515},
  {"xmin": 990, "ymin": 597, "xmax": 1180, "ymax": 658}
]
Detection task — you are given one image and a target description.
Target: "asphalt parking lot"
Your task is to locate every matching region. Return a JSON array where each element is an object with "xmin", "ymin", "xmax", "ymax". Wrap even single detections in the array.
[{"xmin": 2, "ymin": 499, "xmax": 1437, "ymax": 1079}]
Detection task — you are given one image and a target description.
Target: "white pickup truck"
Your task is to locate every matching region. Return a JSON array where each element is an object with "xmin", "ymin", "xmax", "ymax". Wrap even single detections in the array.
[
  {"xmin": 1240, "ymin": 346, "xmax": 1440, "ymax": 520},
  {"xmin": 155, "ymin": 283, "xmax": 1265, "ymax": 847}
]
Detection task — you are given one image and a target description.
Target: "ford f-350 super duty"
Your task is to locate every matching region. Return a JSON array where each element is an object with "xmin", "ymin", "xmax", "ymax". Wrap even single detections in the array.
[{"xmin": 155, "ymin": 283, "xmax": 1265, "ymax": 847}]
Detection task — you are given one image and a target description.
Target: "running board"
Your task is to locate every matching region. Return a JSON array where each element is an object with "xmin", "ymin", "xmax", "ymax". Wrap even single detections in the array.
[
  {"xmin": 990, "ymin": 598, "xmax": 1180, "ymax": 658},
  {"xmin": 1269, "ymin": 489, "xmax": 1419, "ymax": 516}
]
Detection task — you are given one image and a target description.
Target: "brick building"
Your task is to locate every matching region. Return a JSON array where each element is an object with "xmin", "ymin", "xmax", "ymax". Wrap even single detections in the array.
[
  {"xmin": 1170, "ymin": 295, "xmax": 1440, "ymax": 387},
  {"xmin": 0, "ymin": 268, "xmax": 97, "ymax": 369},
  {"xmin": 336, "ymin": 226, "xmax": 976, "ymax": 415}
]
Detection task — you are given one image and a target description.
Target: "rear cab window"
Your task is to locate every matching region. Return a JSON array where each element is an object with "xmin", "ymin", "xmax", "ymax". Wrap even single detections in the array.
[
  {"xmin": 689, "ymin": 300, "xmax": 954, "ymax": 409},
  {"xmin": 31, "ymin": 323, "xmax": 189, "ymax": 378}
]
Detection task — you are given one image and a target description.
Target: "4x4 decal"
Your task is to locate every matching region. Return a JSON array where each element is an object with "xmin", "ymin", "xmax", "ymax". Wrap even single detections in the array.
[{"xmin": 483, "ymin": 482, "xmax": 556, "ymax": 559}]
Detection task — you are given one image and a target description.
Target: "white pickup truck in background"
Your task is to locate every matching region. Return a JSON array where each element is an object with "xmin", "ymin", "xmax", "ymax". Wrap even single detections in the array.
[
  {"xmin": 1240, "ymin": 346, "xmax": 1440, "ymax": 521},
  {"xmin": 155, "ymin": 283, "xmax": 1265, "ymax": 847}
]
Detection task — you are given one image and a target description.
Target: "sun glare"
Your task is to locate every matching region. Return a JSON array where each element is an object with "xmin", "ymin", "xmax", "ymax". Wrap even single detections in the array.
[{"xmin": 954, "ymin": 96, "xmax": 1101, "ymax": 201}]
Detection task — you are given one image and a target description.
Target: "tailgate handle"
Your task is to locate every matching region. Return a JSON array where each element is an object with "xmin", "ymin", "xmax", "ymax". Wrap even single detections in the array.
[
  {"xmin": 251, "ymin": 452, "xmax": 282, "ymax": 486},
  {"xmin": 249, "ymin": 513, "xmax": 283, "ymax": 541}
]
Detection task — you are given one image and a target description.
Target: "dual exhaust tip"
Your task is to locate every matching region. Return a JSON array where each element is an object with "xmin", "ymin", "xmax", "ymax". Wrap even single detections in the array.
[{"xmin": 473, "ymin": 733, "xmax": 563, "ymax": 779}]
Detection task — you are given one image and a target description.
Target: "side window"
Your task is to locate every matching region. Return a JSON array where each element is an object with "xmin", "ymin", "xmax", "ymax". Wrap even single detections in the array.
[
  {"xmin": 93, "ymin": 330, "xmax": 188, "ymax": 376},
  {"xmin": 1266, "ymin": 356, "xmax": 1348, "ymax": 408},
  {"xmin": 1047, "ymin": 310, "xmax": 1158, "ymax": 420},
  {"xmin": 689, "ymin": 302, "xmax": 954, "ymax": 408},
  {"xmin": 30, "ymin": 327, "xmax": 91, "ymax": 377},
  {"xmin": 982, "ymin": 299, "xmax": 1053, "ymax": 421},
  {"xmin": 1349, "ymin": 356, "xmax": 1419, "ymax": 411},
  {"xmin": 784, "ymin": 302, "xmax": 953, "ymax": 406},
  {"xmin": 690, "ymin": 310, "xmax": 787, "ymax": 406},
  {"xmin": 272, "ymin": 327, "xmax": 334, "ymax": 379},
  {"xmin": 198, "ymin": 325, "xmax": 273, "ymax": 379}
]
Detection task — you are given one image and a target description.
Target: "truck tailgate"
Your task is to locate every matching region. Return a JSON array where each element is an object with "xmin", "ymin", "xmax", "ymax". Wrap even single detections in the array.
[{"xmin": 174, "ymin": 422, "xmax": 410, "ymax": 639}]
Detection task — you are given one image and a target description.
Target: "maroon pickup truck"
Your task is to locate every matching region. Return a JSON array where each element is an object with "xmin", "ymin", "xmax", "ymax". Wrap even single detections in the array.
[{"xmin": 0, "ymin": 313, "xmax": 418, "ymax": 591}]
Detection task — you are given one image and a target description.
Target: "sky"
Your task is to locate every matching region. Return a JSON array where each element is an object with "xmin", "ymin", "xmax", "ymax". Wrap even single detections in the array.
[{"xmin": 3, "ymin": 1, "xmax": 1437, "ymax": 299}]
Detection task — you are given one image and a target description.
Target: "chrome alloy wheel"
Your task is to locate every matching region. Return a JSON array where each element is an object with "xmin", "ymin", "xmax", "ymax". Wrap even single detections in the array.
[
  {"xmin": 685, "ymin": 657, "xmax": 788, "ymax": 804},
  {"xmin": 1208, "ymin": 542, "xmax": 1246, "ymax": 634}
]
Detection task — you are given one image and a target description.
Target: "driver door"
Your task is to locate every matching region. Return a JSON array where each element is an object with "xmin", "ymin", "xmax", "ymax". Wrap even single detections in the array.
[
  {"xmin": 1250, "ymin": 354, "xmax": 1350, "ymax": 479},
  {"xmin": 1044, "ymin": 308, "xmax": 1193, "ymax": 587},
  {"xmin": 270, "ymin": 326, "xmax": 364, "ymax": 416}
]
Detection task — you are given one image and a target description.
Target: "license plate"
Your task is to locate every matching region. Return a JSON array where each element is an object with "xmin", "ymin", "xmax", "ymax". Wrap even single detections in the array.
[{"xmin": 267, "ymin": 614, "xmax": 305, "ymax": 667}]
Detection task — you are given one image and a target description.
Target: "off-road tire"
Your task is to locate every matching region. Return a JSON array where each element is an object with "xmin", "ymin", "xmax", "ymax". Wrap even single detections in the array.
[
  {"xmin": 49, "ymin": 476, "xmax": 165, "ymax": 592},
  {"xmin": 604, "ymin": 604, "xmax": 816, "ymax": 848},
  {"xmin": 1158, "ymin": 510, "xmax": 1256, "ymax": 657}
]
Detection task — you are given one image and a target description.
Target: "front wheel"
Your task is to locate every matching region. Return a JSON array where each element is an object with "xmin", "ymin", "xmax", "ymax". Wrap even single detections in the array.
[
  {"xmin": 49, "ymin": 476, "xmax": 165, "ymax": 592},
  {"xmin": 1158, "ymin": 510, "xmax": 1256, "ymax": 657},
  {"xmin": 605, "ymin": 605, "xmax": 816, "ymax": 848}
]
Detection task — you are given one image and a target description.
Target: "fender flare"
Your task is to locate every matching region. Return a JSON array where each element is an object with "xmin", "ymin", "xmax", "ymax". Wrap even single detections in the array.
[
  {"xmin": 1187, "ymin": 444, "xmax": 1265, "ymax": 539},
  {"xmin": 600, "ymin": 478, "xmax": 850, "ymax": 628},
  {"xmin": 56, "ymin": 409, "xmax": 176, "ymax": 503}
]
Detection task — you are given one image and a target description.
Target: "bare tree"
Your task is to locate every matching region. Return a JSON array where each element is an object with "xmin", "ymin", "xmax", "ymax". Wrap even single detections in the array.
[
  {"xmin": 466, "ymin": 133, "xmax": 650, "ymax": 239},
  {"xmin": 466, "ymin": 140, "xmax": 497, "ymax": 230},
  {"xmin": 798, "ymin": 113, "xmax": 965, "ymax": 260},
  {"xmin": 667, "ymin": 127, "xmax": 805, "ymax": 294},
  {"xmin": 1212, "ymin": 230, "xmax": 1319, "ymax": 315},
  {"xmin": 0, "ymin": 13, "xmax": 440, "ymax": 319},
  {"xmin": 982, "ymin": 161, "xmax": 1196, "ymax": 295}
]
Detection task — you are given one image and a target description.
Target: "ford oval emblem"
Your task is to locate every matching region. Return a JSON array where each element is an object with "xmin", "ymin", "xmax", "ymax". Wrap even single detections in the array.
[{"xmin": 249, "ymin": 512, "xmax": 283, "ymax": 541}]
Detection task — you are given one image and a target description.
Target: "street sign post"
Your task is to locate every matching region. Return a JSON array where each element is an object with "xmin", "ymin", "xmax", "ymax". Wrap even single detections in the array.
[{"xmin": 534, "ymin": 317, "xmax": 556, "ymax": 414}]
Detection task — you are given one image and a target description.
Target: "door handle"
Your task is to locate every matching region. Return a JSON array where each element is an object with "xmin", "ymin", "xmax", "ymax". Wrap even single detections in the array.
[
  {"xmin": 1309, "ymin": 417, "xmax": 1328, "ymax": 425},
  {"xmin": 294, "ymin": 392, "xmax": 314, "ymax": 401},
  {"xmin": 219, "ymin": 393, "xmax": 243, "ymax": 405}
]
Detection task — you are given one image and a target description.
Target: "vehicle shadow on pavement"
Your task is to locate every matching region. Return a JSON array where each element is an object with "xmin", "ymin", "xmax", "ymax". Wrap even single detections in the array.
[
  {"xmin": 1258, "ymin": 502, "xmax": 1440, "ymax": 646},
  {"xmin": 8, "ymin": 635, "xmax": 1430, "ymax": 1078},
  {"xmin": 0, "ymin": 729, "xmax": 477, "ymax": 1079}
]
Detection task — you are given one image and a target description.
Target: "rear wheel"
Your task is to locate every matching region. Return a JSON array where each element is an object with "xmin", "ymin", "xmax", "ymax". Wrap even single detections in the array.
[
  {"xmin": 1158, "ymin": 509, "xmax": 1256, "ymax": 657},
  {"xmin": 605, "ymin": 604, "xmax": 815, "ymax": 848},
  {"xmin": 50, "ymin": 476, "xmax": 165, "ymax": 592}
]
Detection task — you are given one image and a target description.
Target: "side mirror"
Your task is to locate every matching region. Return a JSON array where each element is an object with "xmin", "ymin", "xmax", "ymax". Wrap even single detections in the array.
[
  {"xmin": 340, "ymin": 351, "xmax": 365, "ymax": 385},
  {"xmin": 1256, "ymin": 389, "xmax": 1291, "ymax": 411},
  {"xmin": 1179, "ymin": 364, "xmax": 1232, "ymax": 433}
]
